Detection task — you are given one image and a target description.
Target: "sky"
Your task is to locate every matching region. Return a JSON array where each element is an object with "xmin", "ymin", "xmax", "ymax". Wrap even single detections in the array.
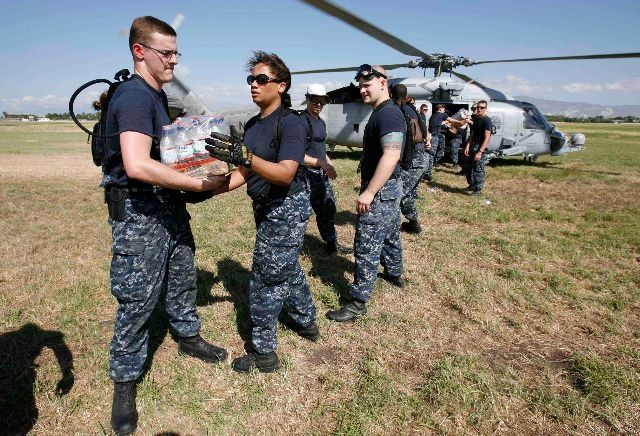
[{"xmin": 1, "ymin": 0, "xmax": 639, "ymax": 115}]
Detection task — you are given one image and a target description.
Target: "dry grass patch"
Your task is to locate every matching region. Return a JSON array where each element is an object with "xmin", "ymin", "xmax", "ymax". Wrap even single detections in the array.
[{"xmin": 0, "ymin": 122, "xmax": 639, "ymax": 434}]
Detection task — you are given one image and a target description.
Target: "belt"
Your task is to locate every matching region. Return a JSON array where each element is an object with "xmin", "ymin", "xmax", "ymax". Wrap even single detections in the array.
[{"xmin": 106, "ymin": 186, "xmax": 178, "ymax": 198}]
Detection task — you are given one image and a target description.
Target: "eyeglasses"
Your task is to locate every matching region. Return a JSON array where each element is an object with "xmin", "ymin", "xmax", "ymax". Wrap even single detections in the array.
[
  {"xmin": 139, "ymin": 43, "xmax": 181, "ymax": 60},
  {"xmin": 247, "ymin": 74, "xmax": 282, "ymax": 86},
  {"xmin": 477, "ymin": 106, "xmax": 487, "ymax": 110},
  {"xmin": 354, "ymin": 64, "xmax": 387, "ymax": 81},
  {"xmin": 308, "ymin": 95, "xmax": 329, "ymax": 105}
]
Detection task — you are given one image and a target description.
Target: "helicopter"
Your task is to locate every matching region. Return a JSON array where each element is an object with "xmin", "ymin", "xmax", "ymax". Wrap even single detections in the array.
[
  {"xmin": 251, "ymin": 0, "xmax": 639, "ymax": 162},
  {"xmin": 150, "ymin": 1, "xmax": 639, "ymax": 163}
]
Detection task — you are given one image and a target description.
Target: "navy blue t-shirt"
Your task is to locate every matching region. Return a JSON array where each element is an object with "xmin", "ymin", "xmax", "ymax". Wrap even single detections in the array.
[
  {"xmin": 471, "ymin": 115, "xmax": 493, "ymax": 145},
  {"xmin": 243, "ymin": 107, "xmax": 307, "ymax": 199},
  {"xmin": 429, "ymin": 111, "xmax": 448, "ymax": 134},
  {"xmin": 301, "ymin": 110, "xmax": 328, "ymax": 161},
  {"xmin": 104, "ymin": 75, "xmax": 170, "ymax": 189},
  {"xmin": 361, "ymin": 99, "xmax": 406, "ymax": 182}
]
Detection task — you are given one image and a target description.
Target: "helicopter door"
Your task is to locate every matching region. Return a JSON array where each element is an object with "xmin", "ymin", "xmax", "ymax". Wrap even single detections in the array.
[{"xmin": 324, "ymin": 101, "xmax": 371, "ymax": 147}]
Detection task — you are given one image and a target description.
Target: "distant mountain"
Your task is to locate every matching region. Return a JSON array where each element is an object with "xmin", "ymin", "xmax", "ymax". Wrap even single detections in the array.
[{"xmin": 514, "ymin": 96, "xmax": 640, "ymax": 118}]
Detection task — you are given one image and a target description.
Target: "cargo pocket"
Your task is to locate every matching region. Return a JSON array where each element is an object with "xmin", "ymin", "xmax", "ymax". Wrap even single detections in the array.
[
  {"xmin": 254, "ymin": 208, "xmax": 304, "ymax": 285},
  {"xmin": 379, "ymin": 181, "xmax": 400, "ymax": 201},
  {"xmin": 110, "ymin": 241, "xmax": 149, "ymax": 302}
]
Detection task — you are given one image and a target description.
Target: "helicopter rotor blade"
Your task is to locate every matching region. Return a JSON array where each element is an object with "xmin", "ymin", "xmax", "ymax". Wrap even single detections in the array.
[
  {"xmin": 472, "ymin": 52, "xmax": 640, "ymax": 65},
  {"xmin": 292, "ymin": 63, "xmax": 410, "ymax": 75},
  {"xmin": 450, "ymin": 70, "xmax": 487, "ymax": 89},
  {"xmin": 300, "ymin": 0, "xmax": 429, "ymax": 58}
]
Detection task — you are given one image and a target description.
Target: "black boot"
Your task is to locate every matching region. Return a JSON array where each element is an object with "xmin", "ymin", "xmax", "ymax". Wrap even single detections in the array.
[
  {"xmin": 282, "ymin": 316, "xmax": 320, "ymax": 342},
  {"xmin": 232, "ymin": 351, "xmax": 280, "ymax": 373},
  {"xmin": 326, "ymin": 300, "xmax": 367, "ymax": 323},
  {"xmin": 111, "ymin": 381, "xmax": 137, "ymax": 436},
  {"xmin": 401, "ymin": 220, "xmax": 422, "ymax": 234},
  {"xmin": 378, "ymin": 272, "xmax": 404, "ymax": 288},
  {"xmin": 179, "ymin": 334, "xmax": 228, "ymax": 363}
]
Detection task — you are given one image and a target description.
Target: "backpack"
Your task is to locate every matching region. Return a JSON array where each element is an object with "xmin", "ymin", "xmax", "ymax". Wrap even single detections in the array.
[
  {"xmin": 297, "ymin": 109, "xmax": 315, "ymax": 150},
  {"xmin": 68, "ymin": 69, "xmax": 132, "ymax": 169},
  {"xmin": 397, "ymin": 103, "xmax": 417, "ymax": 170}
]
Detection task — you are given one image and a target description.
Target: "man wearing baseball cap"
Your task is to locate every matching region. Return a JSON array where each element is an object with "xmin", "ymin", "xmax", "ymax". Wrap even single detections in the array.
[{"xmin": 300, "ymin": 83, "xmax": 341, "ymax": 254}]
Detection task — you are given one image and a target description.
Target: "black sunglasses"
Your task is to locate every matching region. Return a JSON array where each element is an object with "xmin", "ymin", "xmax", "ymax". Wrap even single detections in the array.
[
  {"xmin": 477, "ymin": 106, "xmax": 487, "ymax": 110},
  {"xmin": 354, "ymin": 64, "xmax": 387, "ymax": 81},
  {"xmin": 308, "ymin": 95, "xmax": 329, "ymax": 105},
  {"xmin": 247, "ymin": 74, "xmax": 281, "ymax": 86}
]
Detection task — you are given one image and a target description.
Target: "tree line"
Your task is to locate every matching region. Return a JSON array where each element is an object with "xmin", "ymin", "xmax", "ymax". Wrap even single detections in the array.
[
  {"xmin": 546, "ymin": 115, "xmax": 639, "ymax": 123},
  {"xmin": 2, "ymin": 111, "xmax": 100, "ymax": 120}
]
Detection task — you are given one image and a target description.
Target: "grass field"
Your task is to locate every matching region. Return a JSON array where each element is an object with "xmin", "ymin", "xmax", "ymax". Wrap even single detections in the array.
[{"xmin": 0, "ymin": 120, "xmax": 639, "ymax": 435}]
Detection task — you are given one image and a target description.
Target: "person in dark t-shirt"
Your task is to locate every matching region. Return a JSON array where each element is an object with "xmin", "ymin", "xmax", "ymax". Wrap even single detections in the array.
[
  {"xmin": 300, "ymin": 83, "xmax": 341, "ymax": 254},
  {"xmin": 389, "ymin": 84, "xmax": 428, "ymax": 234},
  {"xmin": 104, "ymin": 16, "xmax": 227, "ymax": 436},
  {"xmin": 429, "ymin": 104, "xmax": 449, "ymax": 165},
  {"xmin": 326, "ymin": 64, "xmax": 405, "ymax": 323},
  {"xmin": 207, "ymin": 51, "xmax": 318, "ymax": 373},
  {"xmin": 464, "ymin": 100, "xmax": 493, "ymax": 194}
]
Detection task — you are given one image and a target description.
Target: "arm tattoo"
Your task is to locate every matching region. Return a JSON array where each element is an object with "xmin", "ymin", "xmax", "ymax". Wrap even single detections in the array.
[{"xmin": 381, "ymin": 131, "xmax": 404, "ymax": 151}]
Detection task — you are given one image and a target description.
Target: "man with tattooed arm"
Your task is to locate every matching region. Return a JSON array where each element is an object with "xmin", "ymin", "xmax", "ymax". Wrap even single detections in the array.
[{"xmin": 326, "ymin": 64, "xmax": 406, "ymax": 323}]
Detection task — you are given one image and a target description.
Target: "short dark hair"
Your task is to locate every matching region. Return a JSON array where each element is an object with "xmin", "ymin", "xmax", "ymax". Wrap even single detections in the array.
[
  {"xmin": 477, "ymin": 100, "xmax": 488, "ymax": 107},
  {"xmin": 420, "ymin": 104, "xmax": 428, "ymax": 110},
  {"xmin": 129, "ymin": 16, "xmax": 176, "ymax": 52},
  {"xmin": 245, "ymin": 51, "xmax": 291, "ymax": 93},
  {"xmin": 436, "ymin": 103, "xmax": 445, "ymax": 110},
  {"xmin": 391, "ymin": 84, "xmax": 408, "ymax": 100}
]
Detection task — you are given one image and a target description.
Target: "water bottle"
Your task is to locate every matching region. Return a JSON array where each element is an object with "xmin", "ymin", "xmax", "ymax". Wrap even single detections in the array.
[
  {"xmin": 159, "ymin": 125, "xmax": 177, "ymax": 166},
  {"xmin": 192, "ymin": 116, "xmax": 209, "ymax": 157},
  {"xmin": 174, "ymin": 122, "xmax": 194, "ymax": 164}
]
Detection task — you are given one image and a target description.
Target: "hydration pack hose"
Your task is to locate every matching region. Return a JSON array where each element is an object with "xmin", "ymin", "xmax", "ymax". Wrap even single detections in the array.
[{"xmin": 68, "ymin": 69, "xmax": 130, "ymax": 137}]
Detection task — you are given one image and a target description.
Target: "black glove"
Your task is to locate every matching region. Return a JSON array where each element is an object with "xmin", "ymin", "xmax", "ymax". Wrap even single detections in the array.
[{"xmin": 205, "ymin": 126, "xmax": 252, "ymax": 167}]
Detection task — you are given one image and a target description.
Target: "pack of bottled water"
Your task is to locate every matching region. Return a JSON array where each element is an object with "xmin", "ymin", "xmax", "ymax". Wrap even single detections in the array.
[{"xmin": 159, "ymin": 114, "xmax": 231, "ymax": 177}]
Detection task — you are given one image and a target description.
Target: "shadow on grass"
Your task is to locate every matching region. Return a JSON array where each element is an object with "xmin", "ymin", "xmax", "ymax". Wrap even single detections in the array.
[
  {"xmin": 302, "ymin": 233, "xmax": 354, "ymax": 305},
  {"xmin": 424, "ymin": 179, "xmax": 469, "ymax": 194},
  {"xmin": 196, "ymin": 268, "xmax": 232, "ymax": 306},
  {"xmin": 335, "ymin": 209, "xmax": 357, "ymax": 226},
  {"xmin": 328, "ymin": 148, "xmax": 361, "ymax": 161},
  {"xmin": 216, "ymin": 258, "xmax": 252, "ymax": 346},
  {"xmin": 0, "ymin": 323, "xmax": 74, "ymax": 434},
  {"xmin": 488, "ymin": 157, "xmax": 620, "ymax": 176}
]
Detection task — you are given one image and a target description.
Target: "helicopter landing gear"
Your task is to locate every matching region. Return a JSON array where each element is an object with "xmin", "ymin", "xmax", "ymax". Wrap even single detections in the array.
[{"xmin": 524, "ymin": 154, "xmax": 538, "ymax": 163}]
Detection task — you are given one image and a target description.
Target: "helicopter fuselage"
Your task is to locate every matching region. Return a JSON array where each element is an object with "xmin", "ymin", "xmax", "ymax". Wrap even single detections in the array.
[{"xmin": 318, "ymin": 76, "xmax": 584, "ymax": 158}]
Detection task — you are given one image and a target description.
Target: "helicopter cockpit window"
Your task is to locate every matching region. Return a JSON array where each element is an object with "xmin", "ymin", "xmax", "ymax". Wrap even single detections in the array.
[{"xmin": 522, "ymin": 106, "xmax": 549, "ymax": 130}]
